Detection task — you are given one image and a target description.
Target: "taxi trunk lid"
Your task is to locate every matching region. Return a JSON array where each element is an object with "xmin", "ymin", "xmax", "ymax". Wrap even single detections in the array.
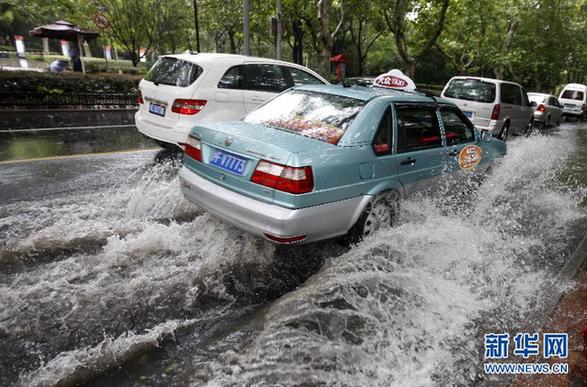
[
  {"xmin": 187, "ymin": 121, "xmax": 333, "ymax": 204},
  {"xmin": 193, "ymin": 121, "xmax": 333, "ymax": 167}
]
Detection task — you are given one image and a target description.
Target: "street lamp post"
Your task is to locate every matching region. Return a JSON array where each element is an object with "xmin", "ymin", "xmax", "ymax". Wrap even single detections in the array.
[
  {"xmin": 276, "ymin": 0, "xmax": 282, "ymax": 60},
  {"xmin": 243, "ymin": 0, "xmax": 251, "ymax": 55},
  {"xmin": 193, "ymin": 0, "xmax": 201, "ymax": 52}
]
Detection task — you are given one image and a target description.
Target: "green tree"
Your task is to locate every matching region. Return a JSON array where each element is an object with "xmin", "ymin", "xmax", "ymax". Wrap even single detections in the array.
[
  {"xmin": 381, "ymin": 0, "xmax": 450, "ymax": 78},
  {"xmin": 347, "ymin": 0, "xmax": 384, "ymax": 75}
]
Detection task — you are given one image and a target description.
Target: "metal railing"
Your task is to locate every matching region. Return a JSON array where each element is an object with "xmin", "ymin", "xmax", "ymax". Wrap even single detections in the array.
[{"xmin": 0, "ymin": 92, "xmax": 137, "ymax": 108}]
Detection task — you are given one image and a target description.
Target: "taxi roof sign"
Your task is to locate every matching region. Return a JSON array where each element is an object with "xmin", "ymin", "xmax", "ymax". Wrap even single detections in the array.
[{"xmin": 373, "ymin": 69, "xmax": 416, "ymax": 91}]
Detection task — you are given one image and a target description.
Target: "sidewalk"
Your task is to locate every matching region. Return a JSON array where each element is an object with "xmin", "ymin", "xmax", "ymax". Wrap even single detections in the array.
[{"xmin": 512, "ymin": 261, "xmax": 587, "ymax": 386}]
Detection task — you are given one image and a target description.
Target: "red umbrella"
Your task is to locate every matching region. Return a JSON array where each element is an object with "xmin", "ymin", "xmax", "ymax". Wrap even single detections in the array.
[
  {"xmin": 329, "ymin": 54, "xmax": 349, "ymax": 81},
  {"xmin": 30, "ymin": 20, "xmax": 99, "ymax": 73}
]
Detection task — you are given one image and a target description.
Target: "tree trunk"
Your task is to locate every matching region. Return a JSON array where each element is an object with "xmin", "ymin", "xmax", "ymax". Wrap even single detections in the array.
[
  {"xmin": 406, "ymin": 61, "xmax": 416, "ymax": 78},
  {"xmin": 131, "ymin": 51, "xmax": 140, "ymax": 67},
  {"xmin": 317, "ymin": 0, "xmax": 333, "ymax": 77},
  {"xmin": 228, "ymin": 30, "xmax": 237, "ymax": 54},
  {"xmin": 292, "ymin": 20, "xmax": 304, "ymax": 64}
]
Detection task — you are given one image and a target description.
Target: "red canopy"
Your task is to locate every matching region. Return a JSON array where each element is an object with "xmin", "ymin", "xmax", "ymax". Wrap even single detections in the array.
[
  {"xmin": 30, "ymin": 20, "xmax": 99, "ymax": 41},
  {"xmin": 330, "ymin": 54, "xmax": 349, "ymax": 63}
]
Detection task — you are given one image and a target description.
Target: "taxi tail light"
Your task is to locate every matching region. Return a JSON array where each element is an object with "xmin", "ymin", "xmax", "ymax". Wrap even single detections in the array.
[
  {"xmin": 185, "ymin": 135, "xmax": 202, "ymax": 161},
  {"xmin": 264, "ymin": 233, "xmax": 307, "ymax": 244},
  {"xmin": 537, "ymin": 104, "xmax": 545, "ymax": 112},
  {"xmin": 251, "ymin": 160, "xmax": 313, "ymax": 194},
  {"xmin": 172, "ymin": 99, "xmax": 207, "ymax": 115},
  {"xmin": 137, "ymin": 91, "xmax": 144, "ymax": 104},
  {"xmin": 491, "ymin": 103, "xmax": 500, "ymax": 120}
]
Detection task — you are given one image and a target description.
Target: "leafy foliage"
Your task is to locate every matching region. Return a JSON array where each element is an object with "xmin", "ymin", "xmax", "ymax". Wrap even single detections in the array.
[
  {"xmin": 1, "ymin": 0, "xmax": 587, "ymax": 90},
  {"xmin": 0, "ymin": 70, "xmax": 141, "ymax": 94}
]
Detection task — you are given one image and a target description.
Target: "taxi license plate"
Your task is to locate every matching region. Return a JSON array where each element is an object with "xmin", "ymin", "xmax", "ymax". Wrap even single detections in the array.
[
  {"xmin": 210, "ymin": 149, "xmax": 247, "ymax": 175},
  {"xmin": 149, "ymin": 103, "xmax": 166, "ymax": 117},
  {"xmin": 463, "ymin": 111, "xmax": 474, "ymax": 118}
]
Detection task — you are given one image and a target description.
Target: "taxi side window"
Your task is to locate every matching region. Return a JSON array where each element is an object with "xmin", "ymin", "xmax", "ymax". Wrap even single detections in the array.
[
  {"xmin": 373, "ymin": 106, "xmax": 392, "ymax": 155},
  {"xmin": 440, "ymin": 108, "xmax": 475, "ymax": 145},
  {"xmin": 396, "ymin": 105, "xmax": 442, "ymax": 153}
]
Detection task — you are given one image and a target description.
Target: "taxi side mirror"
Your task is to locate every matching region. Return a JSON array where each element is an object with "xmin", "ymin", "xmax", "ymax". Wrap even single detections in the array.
[{"xmin": 481, "ymin": 131, "xmax": 492, "ymax": 142}]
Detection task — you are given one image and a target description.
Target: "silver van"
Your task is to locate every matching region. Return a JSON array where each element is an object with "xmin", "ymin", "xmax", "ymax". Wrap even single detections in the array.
[{"xmin": 441, "ymin": 76, "xmax": 534, "ymax": 141}]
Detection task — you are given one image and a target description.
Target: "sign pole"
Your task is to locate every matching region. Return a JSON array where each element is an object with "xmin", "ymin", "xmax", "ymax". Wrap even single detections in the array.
[{"xmin": 193, "ymin": 0, "xmax": 201, "ymax": 52}]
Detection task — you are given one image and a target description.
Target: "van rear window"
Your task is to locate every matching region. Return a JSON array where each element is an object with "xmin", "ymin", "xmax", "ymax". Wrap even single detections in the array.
[
  {"xmin": 145, "ymin": 57, "xmax": 202, "ymax": 87},
  {"xmin": 243, "ymin": 90, "xmax": 364, "ymax": 144},
  {"xmin": 561, "ymin": 90, "xmax": 585, "ymax": 101},
  {"xmin": 444, "ymin": 79, "xmax": 496, "ymax": 103}
]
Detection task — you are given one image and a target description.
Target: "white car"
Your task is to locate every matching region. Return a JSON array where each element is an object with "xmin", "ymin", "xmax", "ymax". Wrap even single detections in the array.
[
  {"xmin": 441, "ymin": 76, "xmax": 534, "ymax": 141},
  {"xmin": 135, "ymin": 53, "xmax": 329, "ymax": 150},
  {"xmin": 527, "ymin": 92, "xmax": 562, "ymax": 129},
  {"xmin": 559, "ymin": 83, "xmax": 587, "ymax": 121}
]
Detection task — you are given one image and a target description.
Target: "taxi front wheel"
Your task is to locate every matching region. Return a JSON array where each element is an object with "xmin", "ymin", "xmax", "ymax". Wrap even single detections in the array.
[{"xmin": 346, "ymin": 190, "xmax": 400, "ymax": 243}]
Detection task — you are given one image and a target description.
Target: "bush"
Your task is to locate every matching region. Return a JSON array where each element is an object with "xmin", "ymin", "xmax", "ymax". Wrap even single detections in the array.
[
  {"xmin": 4, "ymin": 52, "xmax": 150, "ymax": 75},
  {"xmin": 0, "ymin": 70, "xmax": 142, "ymax": 94}
]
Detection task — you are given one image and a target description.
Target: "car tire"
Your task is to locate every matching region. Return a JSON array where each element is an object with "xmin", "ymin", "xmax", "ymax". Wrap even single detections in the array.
[
  {"xmin": 499, "ymin": 122, "xmax": 510, "ymax": 142},
  {"xmin": 545, "ymin": 115, "xmax": 550, "ymax": 129},
  {"xmin": 346, "ymin": 190, "xmax": 400, "ymax": 243},
  {"xmin": 523, "ymin": 119, "xmax": 534, "ymax": 136}
]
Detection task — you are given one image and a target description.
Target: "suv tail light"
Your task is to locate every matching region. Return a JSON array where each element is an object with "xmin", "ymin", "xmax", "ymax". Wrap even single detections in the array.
[
  {"xmin": 251, "ymin": 160, "xmax": 313, "ymax": 194},
  {"xmin": 137, "ymin": 91, "xmax": 144, "ymax": 104},
  {"xmin": 172, "ymin": 99, "xmax": 207, "ymax": 115},
  {"xmin": 185, "ymin": 134, "xmax": 202, "ymax": 161},
  {"xmin": 537, "ymin": 104, "xmax": 545, "ymax": 112},
  {"xmin": 491, "ymin": 104, "xmax": 500, "ymax": 120}
]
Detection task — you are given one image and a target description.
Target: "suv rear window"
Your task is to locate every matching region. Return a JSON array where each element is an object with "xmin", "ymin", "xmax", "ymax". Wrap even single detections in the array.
[
  {"xmin": 243, "ymin": 90, "xmax": 365, "ymax": 144},
  {"xmin": 444, "ymin": 79, "xmax": 496, "ymax": 103},
  {"xmin": 145, "ymin": 57, "xmax": 203, "ymax": 87},
  {"xmin": 561, "ymin": 90, "xmax": 585, "ymax": 101}
]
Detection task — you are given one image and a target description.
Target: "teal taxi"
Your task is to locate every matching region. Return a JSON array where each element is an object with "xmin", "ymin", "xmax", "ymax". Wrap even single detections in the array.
[{"xmin": 178, "ymin": 72, "xmax": 506, "ymax": 244}]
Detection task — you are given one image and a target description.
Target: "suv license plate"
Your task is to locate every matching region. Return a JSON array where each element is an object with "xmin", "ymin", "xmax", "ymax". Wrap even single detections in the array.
[
  {"xmin": 149, "ymin": 103, "xmax": 166, "ymax": 117},
  {"xmin": 210, "ymin": 150, "xmax": 247, "ymax": 175}
]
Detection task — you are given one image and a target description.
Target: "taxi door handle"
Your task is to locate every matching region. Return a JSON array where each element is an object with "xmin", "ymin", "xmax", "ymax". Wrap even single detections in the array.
[
  {"xmin": 400, "ymin": 157, "xmax": 416, "ymax": 166},
  {"xmin": 250, "ymin": 96, "xmax": 266, "ymax": 102},
  {"xmin": 448, "ymin": 149, "xmax": 459, "ymax": 156}
]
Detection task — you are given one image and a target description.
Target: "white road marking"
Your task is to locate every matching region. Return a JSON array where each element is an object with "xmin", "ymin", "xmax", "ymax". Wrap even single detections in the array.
[
  {"xmin": 0, "ymin": 148, "xmax": 159, "ymax": 165},
  {"xmin": 0, "ymin": 124, "xmax": 136, "ymax": 133}
]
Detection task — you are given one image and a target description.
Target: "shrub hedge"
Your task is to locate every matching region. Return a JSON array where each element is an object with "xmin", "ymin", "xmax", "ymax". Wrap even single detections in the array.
[
  {"xmin": 1, "ymin": 52, "xmax": 149, "ymax": 75},
  {"xmin": 0, "ymin": 70, "xmax": 142, "ymax": 94}
]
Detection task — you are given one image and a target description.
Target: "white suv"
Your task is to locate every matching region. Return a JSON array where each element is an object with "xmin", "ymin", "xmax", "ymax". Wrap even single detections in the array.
[{"xmin": 135, "ymin": 53, "xmax": 329, "ymax": 149}]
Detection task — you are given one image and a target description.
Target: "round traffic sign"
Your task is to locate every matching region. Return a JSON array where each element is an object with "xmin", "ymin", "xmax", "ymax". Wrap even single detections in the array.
[{"xmin": 93, "ymin": 13, "xmax": 109, "ymax": 29}]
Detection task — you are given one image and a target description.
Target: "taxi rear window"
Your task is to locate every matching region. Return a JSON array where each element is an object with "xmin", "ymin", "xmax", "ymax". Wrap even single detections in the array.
[
  {"xmin": 243, "ymin": 90, "xmax": 365, "ymax": 144},
  {"xmin": 444, "ymin": 79, "xmax": 496, "ymax": 103},
  {"xmin": 145, "ymin": 57, "xmax": 202, "ymax": 87}
]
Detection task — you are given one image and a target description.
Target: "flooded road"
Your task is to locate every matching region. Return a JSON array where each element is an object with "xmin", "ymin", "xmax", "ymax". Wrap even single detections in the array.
[{"xmin": 0, "ymin": 124, "xmax": 586, "ymax": 386}]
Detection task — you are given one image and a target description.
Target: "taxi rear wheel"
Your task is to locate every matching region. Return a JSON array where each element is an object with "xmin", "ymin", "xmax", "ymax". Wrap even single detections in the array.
[{"xmin": 346, "ymin": 190, "xmax": 400, "ymax": 243}]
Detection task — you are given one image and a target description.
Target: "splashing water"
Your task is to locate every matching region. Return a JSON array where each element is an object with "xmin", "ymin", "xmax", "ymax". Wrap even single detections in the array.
[
  {"xmin": 202, "ymin": 130, "xmax": 587, "ymax": 386},
  {"xmin": 0, "ymin": 128, "xmax": 585, "ymax": 386}
]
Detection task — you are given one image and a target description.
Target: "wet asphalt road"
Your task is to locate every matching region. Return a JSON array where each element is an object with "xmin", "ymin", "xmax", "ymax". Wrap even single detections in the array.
[
  {"xmin": 0, "ymin": 125, "xmax": 156, "ymax": 163},
  {"xmin": 0, "ymin": 124, "xmax": 586, "ymax": 386}
]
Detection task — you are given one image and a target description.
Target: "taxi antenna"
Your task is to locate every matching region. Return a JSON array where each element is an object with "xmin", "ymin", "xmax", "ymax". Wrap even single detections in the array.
[
  {"xmin": 417, "ymin": 89, "xmax": 439, "ymax": 108},
  {"xmin": 340, "ymin": 72, "xmax": 352, "ymax": 88}
]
